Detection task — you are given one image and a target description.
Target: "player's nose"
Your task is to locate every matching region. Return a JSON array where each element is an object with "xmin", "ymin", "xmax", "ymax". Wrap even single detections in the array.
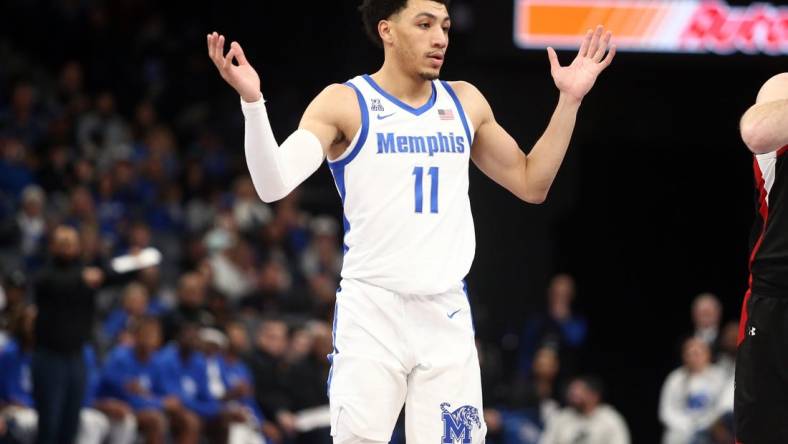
[{"xmin": 432, "ymin": 28, "xmax": 448, "ymax": 48}]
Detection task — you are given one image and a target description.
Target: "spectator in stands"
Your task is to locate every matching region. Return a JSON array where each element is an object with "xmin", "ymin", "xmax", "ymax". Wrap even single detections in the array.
[
  {"xmin": 690, "ymin": 293, "xmax": 722, "ymax": 354},
  {"xmin": 251, "ymin": 318, "xmax": 296, "ymax": 438},
  {"xmin": 232, "ymin": 177, "xmax": 272, "ymax": 235},
  {"xmin": 137, "ymin": 265, "xmax": 173, "ymax": 312},
  {"xmin": 659, "ymin": 337, "xmax": 727, "ymax": 444},
  {"xmin": 76, "ymin": 91, "xmax": 130, "ymax": 162},
  {"xmin": 16, "ymin": 185, "xmax": 46, "ymax": 261},
  {"xmin": 0, "ymin": 137, "xmax": 34, "ymax": 200},
  {"xmin": 162, "ymin": 272, "xmax": 214, "ymax": 341},
  {"xmin": 210, "ymin": 235, "xmax": 257, "ymax": 304},
  {"xmin": 285, "ymin": 324, "xmax": 314, "ymax": 365},
  {"xmin": 78, "ymin": 224, "xmax": 106, "ymax": 267},
  {"xmin": 0, "ymin": 306, "xmax": 38, "ymax": 443},
  {"xmin": 51, "ymin": 61, "xmax": 89, "ymax": 120},
  {"xmin": 540, "ymin": 375, "xmax": 630, "ymax": 444},
  {"xmin": 0, "ymin": 270, "xmax": 27, "ymax": 350},
  {"xmin": 519, "ymin": 274, "xmax": 587, "ymax": 379},
  {"xmin": 35, "ymin": 144, "xmax": 72, "ymax": 196},
  {"xmin": 0, "ymin": 307, "xmax": 115, "ymax": 444},
  {"xmin": 262, "ymin": 193, "xmax": 309, "ymax": 261},
  {"xmin": 200, "ymin": 327, "xmax": 267, "ymax": 444},
  {"xmin": 1, "ymin": 83, "xmax": 45, "ymax": 149},
  {"xmin": 156, "ymin": 322, "xmax": 251, "ymax": 443},
  {"xmin": 225, "ymin": 320, "xmax": 281, "ymax": 441},
  {"xmin": 80, "ymin": 344, "xmax": 137, "ymax": 444},
  {"xmin": 300, "ymin": 216, "xmax": 341, "ymax": 320},
  {"xmin": 99, "ymin": 315, "xmax": 185, "ymax": 444},
  {"xmin": 65, "ymin": 186, "xmax": 97, "ymax": 229},
  {"xmin": 156, "ymin": 321, "xmax": 217, "ymax": 418},
  {"xmin": 241, "ymin": 258, "xmax": 293, "ymax": 315},
  {"xmin": 522, "ymin": 346, "xmax": 562, "ymax": 423},
  {"xmin": 31, "ymin": 225, "xmax": 133, "ymax": 444},
  {"xmin": 102, "ymin": 281, "xmax": 153, "ymax": 346},
  {"xmin": 486, "ymin": 346, "xmax": 561, "ymax": 444},
  {"xmin": 714, "ymin": 321, "xmax": 738, "ymax": 382},
  {"xmin": 283, "ymin": 320, "xmax": 333, "ymax": 443}
]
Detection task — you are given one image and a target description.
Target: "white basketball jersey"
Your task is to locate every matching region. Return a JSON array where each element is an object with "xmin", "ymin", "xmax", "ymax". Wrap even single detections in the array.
[{"xmin": 327, "ymin": 75, "xmax": 476, "ymax": 295}]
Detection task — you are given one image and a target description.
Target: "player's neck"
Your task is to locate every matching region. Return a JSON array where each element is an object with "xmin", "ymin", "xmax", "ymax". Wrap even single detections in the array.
[{"xmin": 370, "ymin": 63, "xmax": 433, "ymax": 108}]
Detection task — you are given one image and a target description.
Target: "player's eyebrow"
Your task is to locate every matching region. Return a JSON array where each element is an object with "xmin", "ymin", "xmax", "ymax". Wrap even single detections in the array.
[{"xmin": 414, "ymin": 12, "xmax": 451, "ymax": 22}]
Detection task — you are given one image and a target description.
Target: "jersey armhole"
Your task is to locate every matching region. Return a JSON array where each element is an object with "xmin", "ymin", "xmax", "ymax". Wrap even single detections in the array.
[
  {"xmin": 440, "ymin": 81, "xmax": 474, "ymax": 146},
  {"xmin": 327, "ymin": 82, "xmax": 369, "ymax": 168}
]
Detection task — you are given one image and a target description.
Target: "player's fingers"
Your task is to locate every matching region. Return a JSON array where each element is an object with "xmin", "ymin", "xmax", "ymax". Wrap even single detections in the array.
[
  {"xmin": 215, "ymin": 34, "xmax": 226, "ymax": 64},
  {"xmin": 231, "ymin": 41, "xmax": 249, "ymax": 65},
  {"xmin": 547, "ymin": 47, "xmax": 560, "ymax": 74},
  {"xmin": 208, "ymin": 33, "xmax": 220, "ymax": 64},
  {"xmin": 209, "ymin": 35, "xmax": 225, "ymax": 69},
  {"xmin": 222, "ymin": 46, "xmax": 235, "ymax": 71},
  {"xmin": 586, "ymin": 25, "xmax": 603, "ymax": 59},
  {"xmin": 601, "ymin": 44, "xmax": 617, "ymax": 68},
  {"xmin": 593, "ymin": 31, "xmax": 611, "ymax": 62},
  {"xmin": 578, "ymin": 29, "xmax": 592, "ymax": 57}
]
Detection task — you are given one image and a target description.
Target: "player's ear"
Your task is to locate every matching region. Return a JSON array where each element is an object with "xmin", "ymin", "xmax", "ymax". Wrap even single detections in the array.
[{"xmin": 379, "ymin": 19, "xmax": 394, "ymax": 46}]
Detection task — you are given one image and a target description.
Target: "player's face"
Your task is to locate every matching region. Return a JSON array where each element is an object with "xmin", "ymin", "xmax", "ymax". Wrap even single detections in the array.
[{"xmin": 389, "ymin": 0, "xmax": 450, "ymax": 80}]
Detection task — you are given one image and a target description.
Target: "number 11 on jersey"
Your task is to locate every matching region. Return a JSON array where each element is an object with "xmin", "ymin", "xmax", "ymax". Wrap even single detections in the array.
[{"xmin": 413, "ymin": 166, "xmax": 439, "ymax": 214}]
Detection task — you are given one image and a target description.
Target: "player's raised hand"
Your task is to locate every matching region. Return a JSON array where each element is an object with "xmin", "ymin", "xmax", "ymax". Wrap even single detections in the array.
[
  {"xmin": 547, "ymin": 25, "xmax": 616, "ymax": 103},
  {"xmin": 207, "ymin": 32, "xmax": 261, "ymax": 103}
]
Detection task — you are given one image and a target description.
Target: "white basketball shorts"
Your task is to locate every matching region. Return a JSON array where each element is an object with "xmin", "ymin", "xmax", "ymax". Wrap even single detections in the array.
[{"xmin": 328, "ymin": 278, "xmax": 486, "ymax": 443}]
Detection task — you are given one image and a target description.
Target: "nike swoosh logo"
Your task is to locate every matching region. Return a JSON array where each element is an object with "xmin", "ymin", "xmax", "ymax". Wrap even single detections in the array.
[
  {"xmin": 447, "ymin": 309, "xmax": 461, "ymax": 319},
  {"xmin": 377, "ymin": 113, "xmax": 395, "ymax": 120}
]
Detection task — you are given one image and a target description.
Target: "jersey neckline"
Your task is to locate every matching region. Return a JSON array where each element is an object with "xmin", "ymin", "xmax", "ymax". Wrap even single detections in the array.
[{"xmin": 361, "ymin": 74, "xmax": 437, "ymax": 116}]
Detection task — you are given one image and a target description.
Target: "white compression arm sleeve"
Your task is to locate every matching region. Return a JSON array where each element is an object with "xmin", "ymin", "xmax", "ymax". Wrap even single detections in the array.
[{"xmin": 241, "ymin": 97, "xmax": 325, "ymax": 203}]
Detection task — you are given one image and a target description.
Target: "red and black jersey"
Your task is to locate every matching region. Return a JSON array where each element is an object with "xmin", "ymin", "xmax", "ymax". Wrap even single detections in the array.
[{"xmin": 750, "ymin": 145, "xmax": 788, "ymax": 297}]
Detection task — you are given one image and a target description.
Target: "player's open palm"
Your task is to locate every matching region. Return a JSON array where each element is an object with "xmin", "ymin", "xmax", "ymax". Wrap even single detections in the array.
[
  {"xmin": 207, "ymin": 32, "xmax": 261, "ymax": 102},
  {"xmin": 547, "ymin": 25, "xmax": 616, "ymax": 103}
]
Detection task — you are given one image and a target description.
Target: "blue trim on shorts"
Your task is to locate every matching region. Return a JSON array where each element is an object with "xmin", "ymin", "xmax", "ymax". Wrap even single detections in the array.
[
  {"xmin": 326, "ymin": 298, "xmax": 339, "ymax": 397},
  {"xmin": 462, "ymin": 279, "xmax": 475, "ymax": 335}
]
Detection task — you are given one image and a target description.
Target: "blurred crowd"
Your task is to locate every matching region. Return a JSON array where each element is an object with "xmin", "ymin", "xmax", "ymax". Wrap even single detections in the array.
[
  {"xmin": 0, "ymin": 2, "xmax": 744, "ymax": 444},
  {"xmin": 0, "ymin": 25, "xmax": 341, "ymax": 442}
]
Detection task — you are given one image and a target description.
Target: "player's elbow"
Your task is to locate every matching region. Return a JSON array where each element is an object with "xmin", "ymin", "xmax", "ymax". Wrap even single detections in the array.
[
  {"xmin": 740, "ymin": 121, "xmax": 764, "ymax": 154},
  {"xmin": 521, "ymin": 189, "xmax": 548, "ymax": 205},
  {"xmin": 741, "ymin": 115, "xmax": 778, "ymax": 154}
]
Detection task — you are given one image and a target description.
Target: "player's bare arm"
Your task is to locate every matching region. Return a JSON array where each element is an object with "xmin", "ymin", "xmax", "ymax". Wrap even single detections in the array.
[
  {"xmin": 456, "ymin": 26, "xmax": 615, "ymax": 204},
  {"xmin": 207, "ymin": 32, "xmax": 358, "ymax": 202},
  {"xmin": 740, "ymin": 73, "xmax": 788, "ymax": 155},
  {"xmin": 298, "ymin": 84, "xmax": 361, "ymax": 160}
]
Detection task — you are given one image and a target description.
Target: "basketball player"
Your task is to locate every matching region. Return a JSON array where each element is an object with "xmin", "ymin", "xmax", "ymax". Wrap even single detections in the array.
[
  {"xmin": 735, "ymin": 72, "xmax": 788, "ymax": 443},
  {"xmin": 207, "ymin": 1, "xmax": 615, "ymax": 442}
]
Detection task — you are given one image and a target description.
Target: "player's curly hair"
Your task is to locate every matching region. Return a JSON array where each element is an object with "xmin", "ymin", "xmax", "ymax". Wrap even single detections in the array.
[{"xmin": 359, "ymin": 0, "xmax": 451, "ymax": 48}]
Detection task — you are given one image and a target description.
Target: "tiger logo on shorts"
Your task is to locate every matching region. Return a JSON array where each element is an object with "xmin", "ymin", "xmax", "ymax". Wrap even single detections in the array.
[{"xmin": 440, "ymin": 402, "xmax": 481, "ymax": 443}]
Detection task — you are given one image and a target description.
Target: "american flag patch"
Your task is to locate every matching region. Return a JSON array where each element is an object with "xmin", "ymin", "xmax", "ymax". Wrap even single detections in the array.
[{"xmin": 438, "ymin": 109, "xmax": 454, "ymax": 120}]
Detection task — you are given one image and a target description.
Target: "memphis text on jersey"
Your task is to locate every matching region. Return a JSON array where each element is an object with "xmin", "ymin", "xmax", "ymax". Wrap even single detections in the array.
[{"xmin": 376, "ymin": 131, "xmax": 466, "ymax": 156}]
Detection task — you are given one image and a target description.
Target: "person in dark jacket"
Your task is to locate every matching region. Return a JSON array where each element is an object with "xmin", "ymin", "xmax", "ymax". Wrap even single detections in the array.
[{"xmin": 31, "ymin": 225, "xmax": 134, "ymax": 444}]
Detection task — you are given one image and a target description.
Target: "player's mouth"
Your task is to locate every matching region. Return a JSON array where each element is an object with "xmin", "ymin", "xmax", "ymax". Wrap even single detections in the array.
[{"xmin": 427, "ymin": 52, "xmax": 444, "ymax": 67}]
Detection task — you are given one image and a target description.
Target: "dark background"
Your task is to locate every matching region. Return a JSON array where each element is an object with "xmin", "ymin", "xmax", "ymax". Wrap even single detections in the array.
[{"xmin": 2, "ymin": 0, "xmax": 783, "ymax": 441}]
